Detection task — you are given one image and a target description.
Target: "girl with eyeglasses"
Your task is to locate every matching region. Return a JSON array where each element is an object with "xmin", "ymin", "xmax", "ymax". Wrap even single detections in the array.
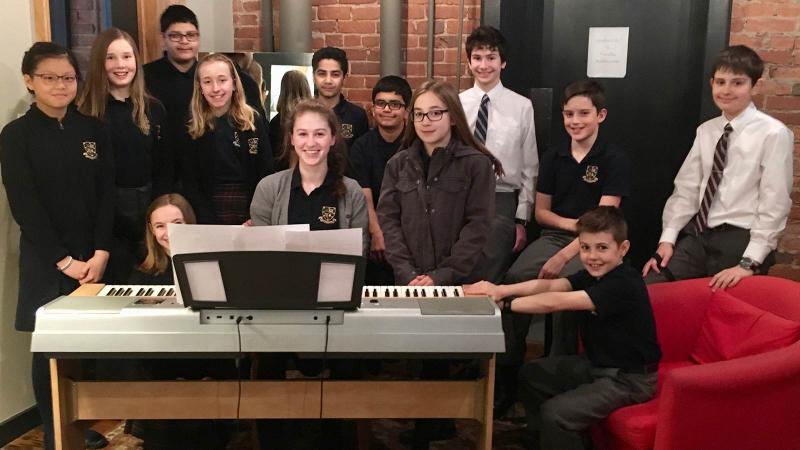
[
  {"xmin": 376, "ymin": 79, "xmax": 502, "ymax": 445},
  {"xmin": 378, "ymin": 79, "xmax": 501, "ymax": 287},
  {"xmin": 0, "ymin": 42, "xmax": 114, "ymax": 450},
  {"xmin": 78, "ymin": 27, "xmax": 172, "ymax": 283},
  {"xmin": 182, "ymin": 53, "xmax": 273, "ymax": 225}
]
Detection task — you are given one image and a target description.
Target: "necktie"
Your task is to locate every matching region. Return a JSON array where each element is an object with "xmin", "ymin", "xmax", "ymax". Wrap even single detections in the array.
[
  {"xmin": 692, "ymin": 123, "xmax": 733, "ymax": 234},
  {"xmin": 473, "ymin": 94, "xmax": 490, "ymax": 144}
]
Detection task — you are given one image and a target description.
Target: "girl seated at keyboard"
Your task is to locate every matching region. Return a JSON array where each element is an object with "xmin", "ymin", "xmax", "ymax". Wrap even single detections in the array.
[
  {"xmin": 249, "ymin": 97, "xmax": 368, "ymax": 253},
  {"xmin": 128, "ymin": 193, "xmax": 195, "ymax": 284},
  {"xmin": 249, "ymin": 98, "xmax": 367, "ymax": 450}
]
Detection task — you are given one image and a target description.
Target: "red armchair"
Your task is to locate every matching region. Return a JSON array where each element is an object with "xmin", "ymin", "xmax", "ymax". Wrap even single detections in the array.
[{"xmin": 592, "ymin": 276, "xmax": 800, "ymax": 450}]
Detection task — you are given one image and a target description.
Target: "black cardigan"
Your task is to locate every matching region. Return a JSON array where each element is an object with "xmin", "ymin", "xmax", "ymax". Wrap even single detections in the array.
[{"xmin": 0, "ymin": 104, "xmax": 114, "ymax": 331}]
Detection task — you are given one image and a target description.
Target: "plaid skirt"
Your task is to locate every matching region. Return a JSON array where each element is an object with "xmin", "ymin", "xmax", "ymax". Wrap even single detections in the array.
[{"xmin": 212, "ymin": 182, "xmax": 249, "ymax": 225}]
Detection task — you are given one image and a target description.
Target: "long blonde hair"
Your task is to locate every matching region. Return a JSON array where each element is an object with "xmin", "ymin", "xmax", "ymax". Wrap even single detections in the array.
[
  {"xmin": 139, "ymin": 194, "xmax": 197, "ymax": 276},
  {"xmin": 276, "ymin": 70, "xmax": 312, "ymax": 165},
  {"xmin": 403, "ymin": 80, "xmax": 503, "ymax": 176},
  {"xmin": 77, "ymin": 27, "xmax": 151, "ymax": 134},
  {"xmin": 188, "ymin": 53, "xmax": 256, "ymax": 139}
]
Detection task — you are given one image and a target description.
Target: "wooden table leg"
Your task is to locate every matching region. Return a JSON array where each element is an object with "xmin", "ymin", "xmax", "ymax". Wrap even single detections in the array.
[
  {"xmin": 51, "ymin": 359, "xmax": 84, "ymax": 450},
  {"xmin": 477, "ymin": 355, "xmax": 496, "ymax": 450}
]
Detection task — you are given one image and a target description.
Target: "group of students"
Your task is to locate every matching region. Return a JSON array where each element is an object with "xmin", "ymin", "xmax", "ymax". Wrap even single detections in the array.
[{"xmin": 0, "ymin": 3, "xmax": 794, "ymax": 449}]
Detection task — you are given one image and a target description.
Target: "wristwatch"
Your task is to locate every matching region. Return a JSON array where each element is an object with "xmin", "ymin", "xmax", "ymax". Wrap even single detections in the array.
[
  {"xmin": 739, "ymin": 257, "xmax": 759, "ymax": 272},
  {"xmin": 515, "ymin": 218, "xmax": 528, "ymax": 227}
]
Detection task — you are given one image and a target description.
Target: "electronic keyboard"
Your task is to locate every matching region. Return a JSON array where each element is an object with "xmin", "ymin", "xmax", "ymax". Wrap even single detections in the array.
[{"xmin": 31, "ymin": 284, "xmax": 504, "ymax": 356}]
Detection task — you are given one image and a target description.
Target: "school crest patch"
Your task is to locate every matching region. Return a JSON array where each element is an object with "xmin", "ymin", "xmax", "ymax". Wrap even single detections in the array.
[
  {"xmin": 341, "ymin": 123, "xmax": 354, "ymax": 139},
  {"xmin": 82, "ymin": 142, "xmax": 97, "ymax": 160},
  {"xmin": 248, "ymin": 138, "xmax": 259, "ymax": 154},
  {"xmin": 582, "ymin": 165, "xmax": 599, "ymax": 183},
  {"xmin": 319, "ymin": 206, "xmax": 337, "ymax": 225}
]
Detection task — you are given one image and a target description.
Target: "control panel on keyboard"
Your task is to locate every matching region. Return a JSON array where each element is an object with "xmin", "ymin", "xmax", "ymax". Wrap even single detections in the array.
[
  {"xmin": 97, "ymin": 285, "xmax": 175, "ymax": 297},
  {"xmin": 362, "ymin": 285, "xmax": 465, "ymax": 299}
]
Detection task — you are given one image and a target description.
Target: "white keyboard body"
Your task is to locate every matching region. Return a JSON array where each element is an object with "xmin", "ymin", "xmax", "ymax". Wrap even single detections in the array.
[{"xmin": 32, "ymin": 285, "xmax": 504, "ymax": 356}]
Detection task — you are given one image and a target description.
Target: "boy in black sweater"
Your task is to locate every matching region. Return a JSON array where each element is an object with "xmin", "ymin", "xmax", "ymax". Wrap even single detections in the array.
[{"xmin": 466, "ymin": 206, "xmax": 661, "ymax": 450}]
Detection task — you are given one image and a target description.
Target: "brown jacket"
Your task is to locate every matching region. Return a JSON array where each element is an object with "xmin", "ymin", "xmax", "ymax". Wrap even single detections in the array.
[{"xmin": 378, "ymin": 139, "xmax": 496, "ymax": 285}]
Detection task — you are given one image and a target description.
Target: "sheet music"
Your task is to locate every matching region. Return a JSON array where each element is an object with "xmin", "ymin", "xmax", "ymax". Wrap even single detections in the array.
[{"xmin": 167, "ymin": 224, "xmax": 361, "ymax": 304}]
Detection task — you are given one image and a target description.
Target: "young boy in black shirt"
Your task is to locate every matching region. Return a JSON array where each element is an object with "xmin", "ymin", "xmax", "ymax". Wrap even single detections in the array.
[
  {"xmin": 311, "ymin": 46, "xmax": 368, "ymax": 149},
  {"xmin": 350, "ymin": 75, "xmax": 411, "ymax": 283},
  {"xmin": 466, "ymin": 206, "xmax": 661, "ymax": 450}
]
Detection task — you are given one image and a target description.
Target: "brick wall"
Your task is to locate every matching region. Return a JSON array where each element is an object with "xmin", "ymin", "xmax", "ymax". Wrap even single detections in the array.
[
  {"xmin": 231, "ymin": 0, "xmax": 480, "ymax": 104},
  {"xmin": 730, "ymin": 0, "xmax": 800, "ymax": 280},
  {"xmin": 69, "ymin": 0, "xmax": 102, "ymax": 77},
  {"xmin": 233, "ymin": 0, "xmax": 263, "ymax": 51}
]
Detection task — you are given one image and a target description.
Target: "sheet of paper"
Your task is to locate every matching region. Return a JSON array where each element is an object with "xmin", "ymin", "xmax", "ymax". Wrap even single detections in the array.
[
  {"xmin": 587, "ymin": 27, "xmax": 629, "ymax": 78},
  {"xmin": 284, "ymin": 228, "xmax": 363, "ymax": 256}
]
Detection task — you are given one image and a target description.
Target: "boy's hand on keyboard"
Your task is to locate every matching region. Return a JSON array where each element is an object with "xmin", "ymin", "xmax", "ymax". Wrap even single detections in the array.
[{"xmin": 464, "ymin": 281, "xmax": 501, "ymax": 302}]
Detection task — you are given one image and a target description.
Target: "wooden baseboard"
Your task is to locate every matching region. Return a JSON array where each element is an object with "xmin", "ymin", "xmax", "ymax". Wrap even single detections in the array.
[{"xmin": 0, "ymin": 406, "xmax": 40, "ymax": 447}]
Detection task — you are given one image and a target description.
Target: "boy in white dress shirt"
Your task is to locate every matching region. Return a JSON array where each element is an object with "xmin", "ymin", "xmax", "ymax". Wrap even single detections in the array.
[
  {"xmin": 459, "ymin": 25, "xmax": 538, "ymax": 283},
  {"xmin": 642, "ymin": 45, "xmax": 793, "ymax": 289},
  {"xmin": 459, "ymin": 25, "xmax": 539, "ymax": 420}
]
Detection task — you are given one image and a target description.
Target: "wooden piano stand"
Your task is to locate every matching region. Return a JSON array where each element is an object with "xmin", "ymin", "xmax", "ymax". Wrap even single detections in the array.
[{"xmin": 50, "ymin": 285, "xmax": 497, "ymax": 450}]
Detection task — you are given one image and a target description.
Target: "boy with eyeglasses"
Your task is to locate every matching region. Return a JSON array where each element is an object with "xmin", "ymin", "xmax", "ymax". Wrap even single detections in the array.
[
  {"xmin": 144, "ymin": 5, "xmax": 266, "ymax": 182},
  {"xmin": 350, "ymin": 75, "xmax": 412, "ymax": 284}
]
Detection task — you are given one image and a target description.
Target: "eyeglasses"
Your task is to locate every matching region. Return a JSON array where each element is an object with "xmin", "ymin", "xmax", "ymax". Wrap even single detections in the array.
[
  {"xmin": 374, "ymin": 100, "xmax": 405, "ymax": 111},
  {"xmin": 32, "ymin": 73, "xmax": 78, "ymax": 85},
  {"xmin": 166, "ymin": 31, "xmax": 200, "ymax": 42},
  {"xmin": 412, "ymin": 109, "xmax": 449, "ymax": 122}
]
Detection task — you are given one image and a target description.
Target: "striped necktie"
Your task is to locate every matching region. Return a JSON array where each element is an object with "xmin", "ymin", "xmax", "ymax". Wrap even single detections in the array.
[
  {"xmin": 692, "ymin": 123, "xmax": 733, "ymax": 234},
  {"xmin": 473, "ymin": 94, "xmax": 490, "ymax": 144}
]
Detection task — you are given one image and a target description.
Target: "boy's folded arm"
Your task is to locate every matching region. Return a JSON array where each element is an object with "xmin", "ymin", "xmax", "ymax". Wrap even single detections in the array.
[{"xmin": 534, "ymin": 192, "xmax": 578, "ymax": 231}]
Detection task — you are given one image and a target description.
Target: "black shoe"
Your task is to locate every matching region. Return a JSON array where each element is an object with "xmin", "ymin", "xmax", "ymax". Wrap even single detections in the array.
[
  {"xmin": 399, "ymin": 420, "xmax": 456, "ymax": 448},
  {"xmin": 493, "ymin": 392, "xmax": 516, "ymax": 420},
  {"xmin": 85, "ymin": 429, "xmax": 108, "ymax": 449}
]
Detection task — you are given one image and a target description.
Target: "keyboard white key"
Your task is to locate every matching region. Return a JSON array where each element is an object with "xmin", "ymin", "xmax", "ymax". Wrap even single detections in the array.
[
  {"xmin": 97, "ymin": 285, "xmax": 175, "ymax": 297},
  {"xmin": 362, "ymin": 285, "xmax": 464, "ymax": 299}
]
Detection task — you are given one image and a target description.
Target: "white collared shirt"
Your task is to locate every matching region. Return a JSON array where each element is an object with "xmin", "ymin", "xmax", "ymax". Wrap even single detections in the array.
[
  {"xmin": 660, "ymin": 102, "xmax": 794, "ymax": 262},
  {"xmin": 460, "ymin": 81, "xmax": 538, "ymax": 221}
]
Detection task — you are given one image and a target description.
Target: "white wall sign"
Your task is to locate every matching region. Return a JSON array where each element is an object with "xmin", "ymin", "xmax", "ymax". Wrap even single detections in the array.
[{"xmin": 587, "ymin": 27, "xmax": 629, "ymax": 78}]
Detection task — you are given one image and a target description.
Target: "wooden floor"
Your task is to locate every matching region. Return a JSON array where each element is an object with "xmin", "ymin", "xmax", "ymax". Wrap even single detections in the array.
[
  {"xmin": 3, "ymin": 417, "xmax": 531, "ymax": 450},
  {"xmin": 5, "ymin": 345, "xmax": 544, "ymax": 450}
]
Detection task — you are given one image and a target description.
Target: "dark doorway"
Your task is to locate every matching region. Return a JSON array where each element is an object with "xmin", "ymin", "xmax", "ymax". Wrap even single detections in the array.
[{"xmin": 486, "ymin": 0, "xmax": 731, "ymax": 267}]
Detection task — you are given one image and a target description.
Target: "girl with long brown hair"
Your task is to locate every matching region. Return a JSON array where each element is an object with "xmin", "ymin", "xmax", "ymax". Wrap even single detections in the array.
[
  {"xmin": 78, "ymin": 27, "xmax": 172, "ymax": 282},
  {"xmin": 376, "ymin": 78, "xmax": 501, "ymax": 446},
  {"xmin": 130, "ymin": 193, "xmax": 197, "ymax": 283},
  {"xmin": 250, "ymin": 98, "xmax": 367, "ymax": 250},
  {"xmin": 379, "ymin": 79, "xmax": 500, "ymax": 287},
  {"xmin": 182, "ymin": 53, "xmax": 273, "ymax": 224}
]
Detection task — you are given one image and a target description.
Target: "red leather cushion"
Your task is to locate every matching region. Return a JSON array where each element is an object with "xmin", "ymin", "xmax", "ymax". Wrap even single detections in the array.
[
  {"xmin": 691, "ymin": 290, "xmax": 800, "ymax": 364},
  {"xmin": 603, "ymin": 399, "xmax": 659, "ymax": 449}
]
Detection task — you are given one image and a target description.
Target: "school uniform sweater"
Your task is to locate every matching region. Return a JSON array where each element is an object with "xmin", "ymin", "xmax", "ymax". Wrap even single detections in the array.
[{"xmin": 0, "ymin": 104, "xmax": 114, "ymax": 331}]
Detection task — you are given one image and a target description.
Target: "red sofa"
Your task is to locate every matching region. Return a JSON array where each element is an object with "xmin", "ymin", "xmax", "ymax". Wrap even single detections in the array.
[{"xmin": 592, "ymin": 276, "xmax": 800, "ymax": 450}]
